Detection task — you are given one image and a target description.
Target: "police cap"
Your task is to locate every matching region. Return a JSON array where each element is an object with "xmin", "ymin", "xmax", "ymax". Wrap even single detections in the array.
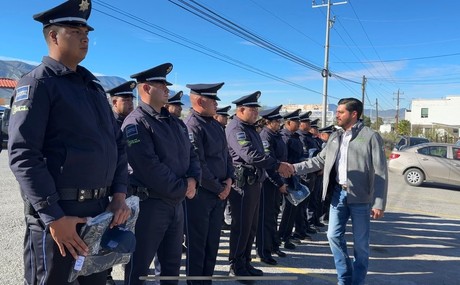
[
  {"xmin": 130, "ymin": 63, "xmax": 173, "ymax": 85},
  {"xmin": 318, "ymin": 125, "xmax": 336, "ymax": 134},
  {"xmin": 106, "ymin": 81, "xmax": 136, "ymax": 98},
  {"xmin": 282, "ymin": 109, "xmax": 301, "ymax": 121},
  {"xmin": 259, "ymin": 105, "xmax": 283, "ymax": 120},
  {"xmin": 186, "ymin": 82, "xmax": 224, "ymax": 101},
  {"xmin": 216, "ymin": 105, "xmax": 231, "ymax": 116},
  {"xmin": 33, "ymin": 0, "xmax": 94, "ymax": 31},
  {"xmin": 310, "ymin": 118, "xmax": 320, "ymax": 128},
  {"xmin": 299, "ymin": 111, "xmax": 312, "ymax": 122},
  {"xmin": 168, "ymin": 91, "xmax": 184, "ymax": 105},
  {"xmin": 232, "ymin": 91, "xmax": 261, "ymax": 107}
]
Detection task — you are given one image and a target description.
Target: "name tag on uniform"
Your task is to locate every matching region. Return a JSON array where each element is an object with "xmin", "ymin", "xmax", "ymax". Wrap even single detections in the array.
[{"xmin": 15, "ymin": 85, "xmax": 30, "ymax": 102}]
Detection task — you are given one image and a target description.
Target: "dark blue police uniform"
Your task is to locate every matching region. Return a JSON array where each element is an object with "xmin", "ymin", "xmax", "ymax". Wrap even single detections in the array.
[
  {"xmin": 183, "ymin": 83, "xmax": 234, "ymax": 285},
  {"xmin": 255, "ymin": 105, "xmax": 287, "ymax": 265},
  {"xmin": 277, "ymin": 110, "xmax": 305, "ymax": 247},
  {"xmin": 8, "ymin": 2, "xmax": 127, "ymax": 284},
  {"xmin": 106, "ymin": 80, "xmax": 136, "ymax": 128},
  {"xmin": 122, "ymin": 63, "xmax": 201, "ymax": 285},
  {"xmin": 226, "ymin": 92, "xmax": 280, "ymax": 277}
]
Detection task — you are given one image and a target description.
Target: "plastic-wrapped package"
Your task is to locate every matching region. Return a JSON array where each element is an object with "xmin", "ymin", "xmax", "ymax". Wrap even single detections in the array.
[
  {"xmin": 68, "ymin": 196, "xmax": 140, "ymax": 282},
  {"xmin": 286, "ymin": 175, "xmax": 310, "ymax": 206}
]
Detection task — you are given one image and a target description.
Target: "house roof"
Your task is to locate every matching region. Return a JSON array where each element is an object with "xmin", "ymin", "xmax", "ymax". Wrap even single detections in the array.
[{"xmin": 0, "ymin": 78, "xmax": 17, "ymax": 89}]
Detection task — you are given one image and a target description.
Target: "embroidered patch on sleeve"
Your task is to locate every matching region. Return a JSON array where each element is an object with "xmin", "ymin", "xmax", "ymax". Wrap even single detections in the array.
[
  {"xmin": 236, "ymin": 132, "xmax": 246, "ymax": 141},
  {"xmin": 262, "ymin": 140, "xmax": 270, "ymax": 153},
  {"xmin": 125, "ymin": 124, "xmax": 138, "ymax": 138},
  {"xmin": 14, "ymin": 85, "xmax": 30, "ymax": 102}
]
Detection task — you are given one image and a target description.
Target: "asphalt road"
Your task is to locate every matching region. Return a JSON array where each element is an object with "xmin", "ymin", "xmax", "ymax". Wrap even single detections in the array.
[{"xmin": 0, "ymin": 151, "xmax": 459, "ymax": 284}]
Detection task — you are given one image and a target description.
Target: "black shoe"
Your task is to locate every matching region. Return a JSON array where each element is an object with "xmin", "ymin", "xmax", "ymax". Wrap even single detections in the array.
[
  {"xmin": 289, "ymin": 236, "xmax": 301, "ymax": 244},
  {"xmin": 246, "ymin": 263, "xmax": 264, "ymax": 276},
  {"xmin": 229, "ymin": 267, "xmax": 254, "ymax": 284},
  {"xmin": 260, "ymin": 256, "xmax": 277, "ymax": 265},
  {"xmin": 284, "ymin": 240, "xmax": 296, "ymax": 250},
  {"xmin": 315, "ymin": 222, "xmax": 326, "ymax": 227},
  {"xmin": 306, "ymin": 226, "xmax": 317, "ymax": 234},
  {"xmin": 106, "ymin": 275, "xmax": 116, "ymax": 285},
  {"xmin": 273, "ymin": 249, "xmax": 287, "ymax": 257},
  {"xmin": 222, "ymin": 222, "xmax": 231, "ymax": 231},
  {"xmin": 292, "ymin": 232, "xmax": 307, "ymax": 240}
]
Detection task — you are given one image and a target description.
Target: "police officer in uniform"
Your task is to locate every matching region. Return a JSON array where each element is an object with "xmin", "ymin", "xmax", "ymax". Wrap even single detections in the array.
[
  {"xmin": 277, "ymin": 109, "xmax": 304, "ymax": 250},
  {"xmin": 183, "ymin": 82, "xmax": 234, "ymax": 285},
  {"xmin": 122, "ymin": 63, "xmax": 201, "ymax": 285},
  {"xmin": 214, "ymin": 105, "xmax": 231, "ymax": 129},
  {"xmin": 8, "ymin": 1, "xmax": 131, "ymax": 284},
  {"xmin": 255, "ymin": 105, "xmax": 288, "ymax": 265},
  {"xmin": 166, "ymin": 90, "xmax": 184, "ymax": 118},
  {"xmin": 226, "ymin": 92, "xmax": 292, "ymax": 278},
  {"xmin": 107, "ymin": 80, "xmax": 136, "ymax": 128}
]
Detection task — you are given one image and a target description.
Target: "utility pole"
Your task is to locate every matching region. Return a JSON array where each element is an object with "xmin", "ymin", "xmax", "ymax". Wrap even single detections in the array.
[
  {"xmin": 313, "ymin": 0, "xmax": 347, "ymax": 128},
  {"xmin": 375, "ymin": 98, "xmax": 379, "ymax": 130},
  {"xmin": 361, "ymin": 75, "xmax": 366, "ymax": 120},
  {"xmin": 394, "ymin": 89, "xmax": 404, "ymax": 133}
]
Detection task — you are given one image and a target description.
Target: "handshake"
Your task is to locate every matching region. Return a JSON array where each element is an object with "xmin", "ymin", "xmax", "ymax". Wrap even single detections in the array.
[{"xmin": 277, "ymin": 162, "xmax": 295, "ymax": 178}]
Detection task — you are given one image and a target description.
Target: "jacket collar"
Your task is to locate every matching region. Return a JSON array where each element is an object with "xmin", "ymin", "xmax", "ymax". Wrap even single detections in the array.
[{"xmin": 139, "ymin": 100, "xmax": 170, "ymax": 119}]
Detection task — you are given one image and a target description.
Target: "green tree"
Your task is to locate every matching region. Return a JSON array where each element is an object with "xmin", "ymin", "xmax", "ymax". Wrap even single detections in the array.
[
  {"xmin": 371, "ymin": 117, "xmax": 384, "ymax": 130},
  {"xmin": 362, "ymin": 115, "xmax": 372, "ymax": 127},
  {"xmin": 397, "ymin": 120, "xmax": 411, "ymax": 135}
]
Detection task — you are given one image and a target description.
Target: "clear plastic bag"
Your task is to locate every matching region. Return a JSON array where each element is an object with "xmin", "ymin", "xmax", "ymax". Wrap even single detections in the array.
[
  {"xmin": 286, "ymin": 176, "xmax": 310, "ymax": 206},
  {"xmin": 68, "ymin": 195, "xmax": 140, "ymax": 282}
]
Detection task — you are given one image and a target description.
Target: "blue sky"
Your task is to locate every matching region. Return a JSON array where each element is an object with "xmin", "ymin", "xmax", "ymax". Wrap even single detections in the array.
[{"xmin": 1, "ymin": 0, "xmax": 460, "ymax": 110}]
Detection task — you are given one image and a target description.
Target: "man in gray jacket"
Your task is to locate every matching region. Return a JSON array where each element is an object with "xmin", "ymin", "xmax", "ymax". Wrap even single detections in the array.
[{"xmin": 284, "ymin": 98, "xmax": 388, "ymax": 285}]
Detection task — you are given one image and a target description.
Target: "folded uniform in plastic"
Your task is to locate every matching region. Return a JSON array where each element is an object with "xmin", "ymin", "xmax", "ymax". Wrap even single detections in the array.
[
  {"xmin": 286, "ymin": 175, "xmax": 310, "ymax": 206},
  {"xmin": 68, "ymin": 196, "xmax": 140, "ymax": 282}
]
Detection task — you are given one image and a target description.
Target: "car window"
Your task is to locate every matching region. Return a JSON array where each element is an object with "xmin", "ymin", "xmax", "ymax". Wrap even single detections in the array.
[
  {"xmin": 418, "ymin": 146, "xmax": 447, "ymax": 158},
  {"xmin": 410, "ymin": 138, "xmax": 429, "ymax": 146}
]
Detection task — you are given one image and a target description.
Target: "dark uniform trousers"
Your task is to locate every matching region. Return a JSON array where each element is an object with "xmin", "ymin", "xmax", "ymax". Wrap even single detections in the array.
[
  {"xmin": 228, "ymin": 182, "xmax": 262, "ymax": 271},
  {"xmin": 256, "ymin": 181, "xmax": 280, "ymax": 259},
  {"xmin": 307, "ymin": 173, "xmax": 323, "ymax": 226},
  {"xmin": 278, "ymin": 195, "xmax": 299, "ymax": 241},
  {"xmin": 124, "ymin": 198, "xmax": 184, "ymax": 285},
  {"xmin": 184, "ymin": 188, "xmax": 225, "ymax": 285},
  {"xmin": 24, "ymin": 198, "xmax": 110, "ymax": 285}
]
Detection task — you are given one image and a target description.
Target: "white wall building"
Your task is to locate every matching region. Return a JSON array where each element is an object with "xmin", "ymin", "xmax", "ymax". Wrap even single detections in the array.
[{"xmin": 405, "ymin": 95, "xmax": 460, "ymax": 139}]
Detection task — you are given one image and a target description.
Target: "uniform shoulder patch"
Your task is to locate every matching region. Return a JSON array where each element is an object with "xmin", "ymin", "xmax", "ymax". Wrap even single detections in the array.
[
  {"xmin": 15, "ymin": 85, "xmax": 30, "ymax": 102},
  {"xmin": 125, "ymin": 124, "xmax": 138, "ymax": 138},
  {"xmin": 236, "ymin": 131, "xmax": 246, "ymax": 141},
  {"xmin": 262, "ymin": 140, "xmax": 270, "ymax": 148}
]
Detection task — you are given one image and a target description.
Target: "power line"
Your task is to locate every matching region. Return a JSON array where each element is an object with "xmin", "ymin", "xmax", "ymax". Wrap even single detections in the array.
[{"xmin": 336, "ymin": 52, "xmax": 460, "ymax": 64}]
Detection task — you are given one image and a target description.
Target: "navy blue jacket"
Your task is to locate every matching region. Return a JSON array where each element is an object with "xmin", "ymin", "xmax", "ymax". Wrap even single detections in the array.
[
  {"xmin": 8, "ymin": 56, "xmax": 128, "ymax": 225},
  {"xmin": 297, "ymin": 130, "xmax": 321, "ymax": 159},
  {"xmin": 184, "ymin": 109, "xmax": 234, "ymax": 195},
  {"xmin": 122, "ymin": 101, "xmax": 201, "ymax": 205},
  {"xmin": 280, "ymin": 128, "xmax": 304, "ymax": 164},
  {"xmin": 226, "ymin": 116, "xmax": 279, "ymax": 183},
  {"xmin": 259, "ymin": 127, "xmax": 287, "ymax": 188}
]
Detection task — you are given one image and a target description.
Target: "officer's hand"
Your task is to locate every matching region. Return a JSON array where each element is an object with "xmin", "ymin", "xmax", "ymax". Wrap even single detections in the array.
[
  {"xmin": 49, "ymin": 216, "xmax": 88, "ymax": 259},
  {"xmin": 371, "ymin": 208, "xmax": 384, "ymax": 219},
  {"xmin": 107, "ymin": 193, "xmax": 131, "ymax": 229},
  {"xmin": 279, "ymin": 184, "xmax": 288, "ymax": 194},
  {"xmin": 218, "ymin": 178, "xmax": 232, "ymax": 200},
  {"xmin": 278, "ymin": 162, "xmax": 294, "ymax": 178},
  {"xmin": 186, "ymin": 177, "xmax": 197, "ymax": 199}
]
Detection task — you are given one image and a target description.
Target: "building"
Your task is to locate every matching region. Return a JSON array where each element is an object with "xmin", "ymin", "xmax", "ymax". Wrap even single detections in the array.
[
  {"xmin": 281, "ymin": 104, "xmax": 334, "ymax": 125},
  {"xmin": 405, "ymin": 95, "xmax": 460, "ymax": 141},
  {"xmin": 0, "ymin": 78, "xmax": 16, "ymax": 106}
]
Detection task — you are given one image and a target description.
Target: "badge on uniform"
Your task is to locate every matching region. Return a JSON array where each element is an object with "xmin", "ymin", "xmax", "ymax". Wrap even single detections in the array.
[
  {"xmin": 125, "ymin": 124, "xmax": 138, "ymax": 138},
  {"xmin": 236, "ymin": 132, "xmax": 246, "ymax": 141},
  {"xmin": 15, "ymin": 85, "xmax": 30, "ymax": 102},
  {"xmin": 188, "ymin": 132, "xmax": 194, "ymax": 143},
  {"xmin": 262, "ymin": 140, "xmax": 270, "ymax": 153}
]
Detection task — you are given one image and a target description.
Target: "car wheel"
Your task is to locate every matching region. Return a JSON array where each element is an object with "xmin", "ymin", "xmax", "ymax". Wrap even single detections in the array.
[{"xmin": 404, "ymin": 168, "xmax": 424, "ymax": 186}]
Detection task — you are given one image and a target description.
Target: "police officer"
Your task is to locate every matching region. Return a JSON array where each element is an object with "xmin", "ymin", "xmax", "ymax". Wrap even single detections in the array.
[
  {"xmin": 183, "ymin": 82, "xmax": 234, "ymax": 285},
  {"xmin": 255, "ymin": 105, "xmax": 288, "ymax": 265},
  {"xmin": 122, "ymin": 63, "xmax": 201, "ymax": 285},
  {"xmin": 214, "ymin": 105, "xmax": 231, "ymax": 128},
  {"xmin": 226, "ymin": 92, "xmax": 292, "ymax": 278},
  {"xmin": 8, "ymin": 1, "xmax": 131, "ymax": 284},
  {"xmin": 277, "ymin": 109, "xmax": 304, "ymax": 250},
  {"xmin": 166, "ymin": 90, "xmax": 184, "ymax": 118},
  {"xmin": 107, "ymin": 80, "xmax": 136, "ymax": 128}
]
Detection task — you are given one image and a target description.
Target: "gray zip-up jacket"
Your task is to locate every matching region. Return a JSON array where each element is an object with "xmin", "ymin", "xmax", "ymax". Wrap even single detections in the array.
[{"xmin": 293, "ymin": 121, "xmax": 388, "ymax": 210}]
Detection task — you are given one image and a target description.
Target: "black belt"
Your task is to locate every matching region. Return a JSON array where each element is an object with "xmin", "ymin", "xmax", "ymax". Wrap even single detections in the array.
[
  {"xmin": 58, "ymin": 187, "xmax": 109, "ymax": 202},
  {"xmin": 128, "ymin": 185, "xmax": 158, "ymax": 201}
]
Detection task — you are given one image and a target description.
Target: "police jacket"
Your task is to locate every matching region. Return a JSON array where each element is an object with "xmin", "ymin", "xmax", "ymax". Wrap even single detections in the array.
[
  {"xmin": 184, "ymin": 109, "xmax": 234, "ymax": 195},
  {"xmin": 113, "ymin": 111, "xmax": 127, "ymax": 129},
  {"xmin": 280, "ymin": 128, "xmax": 303, "ymax": 164},
  {"xmin": 226, "ymin": 116, "xmax": 280, "ymax": 183},
  {"xmin": 122, "ymin": 101, "xmax": 201, "ymax": 205},
  {"xmin": 293, "ymin": 122, "xmax": 388, "ymax": 210},
  {"xmin": 297, "ymin": 130, "xmax": 319, "ymax": 159},
  {"xmin": 8, "ymin": 56, "xmax": 128, "ymax": 225},
  {"xmin": 260, "ymin": 127, "xmax": 287, "ymax": 188}
]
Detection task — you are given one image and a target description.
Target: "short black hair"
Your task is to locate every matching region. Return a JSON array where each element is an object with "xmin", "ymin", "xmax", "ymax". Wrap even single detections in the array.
[{"xmin": 338, "ymin": 97, "xmax": 363, "ymax": 118}]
